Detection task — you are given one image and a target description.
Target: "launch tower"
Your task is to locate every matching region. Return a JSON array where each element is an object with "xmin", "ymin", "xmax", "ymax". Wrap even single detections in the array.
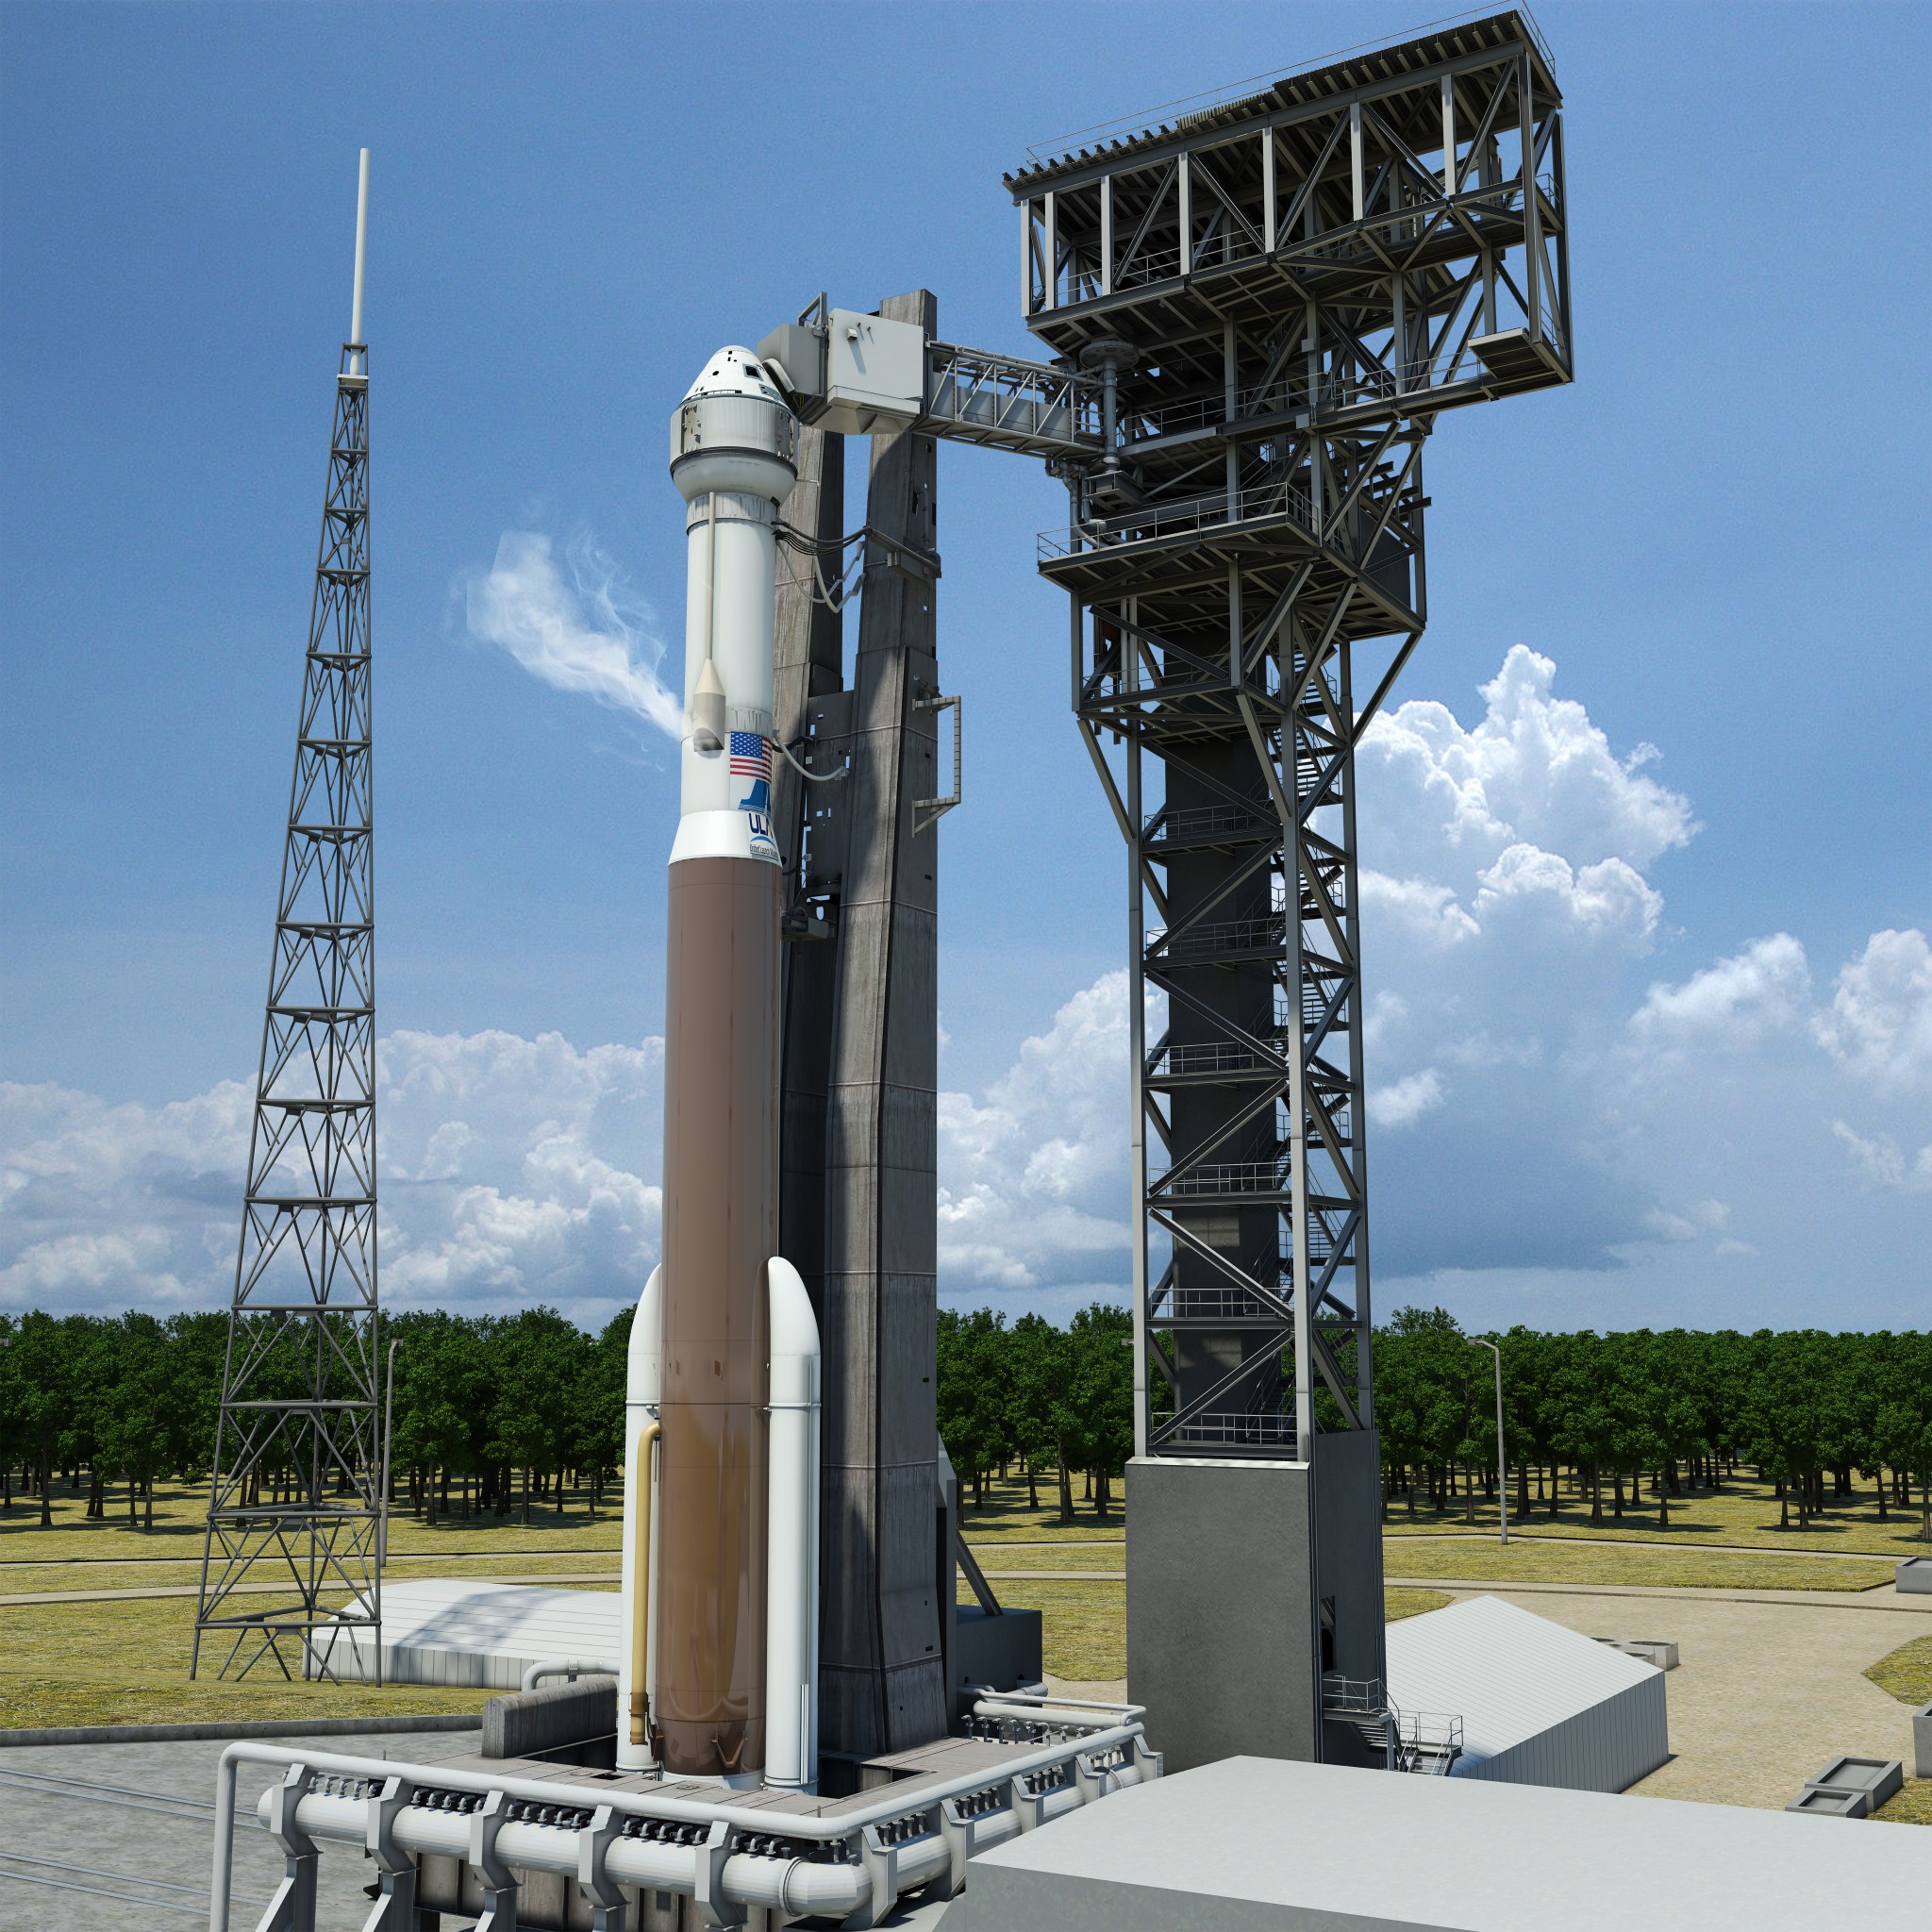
[
  {"xmin": 1009, "ymin": 10, "xmax": 1570, "ymax": 1768},
  {"xmin": 192, "ymin": 156, "xmax": 384, "ymax": 1683}
]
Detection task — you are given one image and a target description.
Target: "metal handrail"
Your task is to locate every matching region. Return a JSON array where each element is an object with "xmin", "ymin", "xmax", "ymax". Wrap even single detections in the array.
[{"xmin": 1040, "ymin": 477, "xmax": 1316, "ymax": 562}]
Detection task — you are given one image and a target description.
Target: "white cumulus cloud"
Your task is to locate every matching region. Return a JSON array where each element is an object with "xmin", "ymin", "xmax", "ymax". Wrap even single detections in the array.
[
  {"xmin": 936, "ymin": 973, "xmax": 1138, "ymax": 1311},
  {"xmin": 463, "ymin": 531, "xmax": 683, "ymax": 739},
  {"xmin": 1368, "ymin": 1069, "xmax": 1445, "ymax": 1130},
  {"xmin": 1827, "ymin": 1121, "xmax": 1932, "ymax": 1193},
  {"xmin": 0, "ymin": 1030, "xmax": 665, "ymax": 1328},
  {"xmin": 1630, "ymin": 933, "xmax": 1812, "ymax": 1052},
  {"xmin": 1814, "ymin": 927, "xmax": 1932, "ymax": 1098}
]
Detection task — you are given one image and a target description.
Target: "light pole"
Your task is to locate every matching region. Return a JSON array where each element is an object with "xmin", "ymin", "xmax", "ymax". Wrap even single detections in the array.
[{"xmin": 1470, "ymin": 1337, "xmax": 1507, "ymax": 1545}]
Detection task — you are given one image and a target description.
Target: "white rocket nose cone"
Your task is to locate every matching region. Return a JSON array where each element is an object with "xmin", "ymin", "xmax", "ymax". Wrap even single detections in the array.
[{"xmin": 671, "ymin": 349, "xmax": 798, "ymax": 506}]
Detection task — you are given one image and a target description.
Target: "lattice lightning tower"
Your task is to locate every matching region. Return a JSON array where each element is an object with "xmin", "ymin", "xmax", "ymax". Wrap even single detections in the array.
[{"xmin": 192, "ymin": 155, "xmax": 382, "ymax": 1683}]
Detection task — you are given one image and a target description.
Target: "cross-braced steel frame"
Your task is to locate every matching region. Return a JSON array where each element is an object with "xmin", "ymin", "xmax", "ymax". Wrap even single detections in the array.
[
  {"xmin": 1006, "ymin": 9, "xmax": 1570, "ymax": 1462},
  {"xmin": 192, "ymin": 341, "xmax": 381, "ymax": 1683}
]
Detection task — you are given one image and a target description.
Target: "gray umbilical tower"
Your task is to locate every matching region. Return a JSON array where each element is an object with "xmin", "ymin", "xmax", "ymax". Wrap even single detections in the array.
[{"xmin": 192, "ymin": 154, "xmax": 383, "ymax": 1684}]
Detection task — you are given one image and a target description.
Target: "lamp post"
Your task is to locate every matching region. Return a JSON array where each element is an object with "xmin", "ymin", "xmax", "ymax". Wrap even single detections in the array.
[{"xmin": 1470, "ymin": 1337, "xmax": 1507, "ymax": 1545}]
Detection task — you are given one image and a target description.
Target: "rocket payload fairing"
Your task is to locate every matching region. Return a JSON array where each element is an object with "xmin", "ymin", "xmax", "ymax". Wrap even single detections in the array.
[{"xmin": 617, "ymin": 349, "xmax": 822, "ymax": 1789}]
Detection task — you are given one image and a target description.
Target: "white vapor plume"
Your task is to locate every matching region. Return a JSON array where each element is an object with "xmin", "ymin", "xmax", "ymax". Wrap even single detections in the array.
[{"xmin": 464, "ymin": 531, "xmax": 683, "ymax": 739}]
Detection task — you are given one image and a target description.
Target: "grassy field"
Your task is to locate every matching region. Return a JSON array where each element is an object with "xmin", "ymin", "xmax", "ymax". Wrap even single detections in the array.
[
  {"xmin": 1383, "ymin": 1474, "xmax": 1932, "ymax": 1558},
  {"xmin": 1865, "ymin": 1632, "xmax": 1932, "ymax": 1707},
  {"xmin": 0, "ymin": 1467, "xmax": 1905, "ymax": 1728},
  {"xmin": 962, "ymin": 1582, "xmax": 1453, "ymax": 1682},
  {"xmin": 0, "ymin": 1476, "xmax": 623, "ymax": 1727},
  {"xmin": 1384, "ymin": 1540, "xmax": 1892, "ymax": 1592},
  {"xmin": 959, "ymin": 1468, "xmax": 1932, "ymax": 1559},
  {"xmin": 1874, "ymin": 1781, "xmax": 1932, "ymax": 1825},
  {"xmin": 0, "ymin": 1594, "xmax": 504, "ymax": 1730},
  {"xmin": 0, "ymin": 1474, "xmax": 624, "ymax": 1565}
]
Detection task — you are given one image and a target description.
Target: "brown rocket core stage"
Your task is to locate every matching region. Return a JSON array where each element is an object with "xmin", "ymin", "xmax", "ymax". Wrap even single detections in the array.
[{"xmin": 655, "ymin": 854, "xmax": 779, "ymax": 1778}]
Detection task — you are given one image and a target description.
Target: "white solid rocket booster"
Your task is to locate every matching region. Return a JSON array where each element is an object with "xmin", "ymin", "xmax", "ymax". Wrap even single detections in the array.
[{"xmin": 617, "ymin": 348, "xmax": 821, "ymax": 1789}]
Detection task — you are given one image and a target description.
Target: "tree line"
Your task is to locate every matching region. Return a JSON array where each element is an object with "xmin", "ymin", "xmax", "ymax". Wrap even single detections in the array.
[
  {"xmin": 1371, "ymin": 1309, "xmax": 1932, "ymax": 1539},
  {"xmin": 939, "ymin": 1307, "xmax": 1932, "ymax": 1538},
  {"xmin": 4, "ymin": 1305, "xmax": 1928, "ymax": 1543},
  {"xmin": 0, "ymin": 1307, "xmax": 632, "ymax": 1530}
]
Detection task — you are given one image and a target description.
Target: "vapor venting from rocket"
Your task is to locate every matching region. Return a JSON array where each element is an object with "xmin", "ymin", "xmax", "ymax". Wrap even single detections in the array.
[{"xmin": 463, "ymin": 530, "xmax": 685, "ymax": 739}]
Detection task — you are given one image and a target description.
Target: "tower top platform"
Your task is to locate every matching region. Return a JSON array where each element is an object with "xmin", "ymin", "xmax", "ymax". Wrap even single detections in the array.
[{"xmin": 1006, "ymin": 8, "xmax": 1557, "ymax": 196}]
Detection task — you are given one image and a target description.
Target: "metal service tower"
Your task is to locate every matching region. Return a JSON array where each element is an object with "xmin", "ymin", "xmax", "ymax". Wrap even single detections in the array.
[
  {"xmin": 1017, "ymin": 9, "xmax": 1571, "ymax": 1769},
  {"xmin": 763, "ymin": 8, "xmax": 1570, "ymax": 1775},
  {"xmin": 192, "ymin": 154, "xmax": 384, "ymax": 1682}
]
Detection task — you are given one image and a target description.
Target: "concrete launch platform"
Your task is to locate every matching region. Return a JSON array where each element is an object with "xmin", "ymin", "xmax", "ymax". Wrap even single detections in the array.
[{"xmin": 935, "ymin": 1754, "xmax": 1932, "ymax": 1931}]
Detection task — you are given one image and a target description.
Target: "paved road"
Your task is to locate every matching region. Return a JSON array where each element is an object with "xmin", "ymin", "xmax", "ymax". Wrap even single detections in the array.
[{"xmin": 0, "ymin": 1725, "xmax": 474, "ymax": 1932}]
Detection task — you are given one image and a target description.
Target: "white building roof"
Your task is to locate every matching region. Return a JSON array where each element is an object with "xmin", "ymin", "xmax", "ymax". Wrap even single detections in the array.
[
  {"xmin": 1385, "ymin": 1593, "xmax": 1667, "ymax": 1790},
  {"xmin": 941, "ymin": 1755, "xmax": 1931, "ymax": 1931},
  {"xmin": 315, "ymin": 1579, "xmax": 622, "ymax": 1688}
]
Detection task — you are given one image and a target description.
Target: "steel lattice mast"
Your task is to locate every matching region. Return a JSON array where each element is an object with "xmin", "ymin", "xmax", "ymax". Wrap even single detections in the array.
[{"xmin": 192, "ymin": 154, "xmax": 381, "ymax": 1683}]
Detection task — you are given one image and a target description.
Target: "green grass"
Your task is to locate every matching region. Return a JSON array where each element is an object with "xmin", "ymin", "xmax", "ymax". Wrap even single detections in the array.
[
  {"xmin": 1385, "ymin": 1539, "xmax": 1891, "ymax": 1592},
  {"xmin": 1384, "ymin": 1473, "xmax": 1932, "ymax": 1558},
  {"xmin": 957, "ymin": 1474, "xmax": 1125, "ymax": 1542},
  {"xmin": 964, "ymin": 1582, "xmax": 1454, "ymax": 1683},
  {"xmin": 973, "ymin": 1546, "xmax": 1124, "ymax": 1575},
  {"xmin": 1384, "ymin": 1588, "xmax": 1453, "ymax": 1622},
  {"xmin": 0, "ymin": 1474, "xmax": 625, "ymax": 1566},
  {"xmin": 1873, "ymin": 1779, "xmax": 1932, "ymax": 1825},
  {"xmin": 0, "ymin": 1595, "xmax": 499, "ymax": 1730},
  {"xmin": 1864, "ymin": 1633, "xmax": 1932, "ymax": 1707}
]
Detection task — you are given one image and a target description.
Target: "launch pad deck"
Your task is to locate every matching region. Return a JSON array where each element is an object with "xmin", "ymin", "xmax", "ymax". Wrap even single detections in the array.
[{"xmin": 432, "ymin": 1730, "xmax": 1074, "ymax": 1817}]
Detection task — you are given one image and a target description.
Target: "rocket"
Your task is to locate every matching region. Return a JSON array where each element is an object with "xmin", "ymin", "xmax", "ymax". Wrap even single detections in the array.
[{"xmin": 617, "ymin": 349, "xmax": 822, "ymax": 1790}]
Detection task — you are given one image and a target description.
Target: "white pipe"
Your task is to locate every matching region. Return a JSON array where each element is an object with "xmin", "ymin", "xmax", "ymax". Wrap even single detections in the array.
[
  {"xmin": 350, "ymin": 148, "xmax": 369, "ymax": 350},
  {"xmin": 258, "ymin": 1758, "xmax": 1152, "ymax": 1909},
  {"xmin": 208, "ymin": 1726, "xmax": 1149, "ymax": 1932},
  {"xmin": 617, "ymin": 1264, "xmax": 663, "ymax": 1771},
  {"xmin": 763, "ymin": 1257, "xmax": 820, "ymax": 1791},
  {"xmin": 520, "ymin": 1658, "xmax": 621, "ymax": 1692}
]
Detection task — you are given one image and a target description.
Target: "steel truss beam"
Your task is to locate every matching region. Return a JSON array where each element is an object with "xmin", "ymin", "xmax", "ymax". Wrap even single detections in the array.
[{"xmin": 192, "ymin": 344, "xmax": 383, "ymax": 1682}]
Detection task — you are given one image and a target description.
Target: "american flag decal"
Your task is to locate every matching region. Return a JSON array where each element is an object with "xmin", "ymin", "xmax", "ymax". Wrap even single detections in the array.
[{"xmin": 728, "ymin": 732, "xmax": 771, "ymax": 783}]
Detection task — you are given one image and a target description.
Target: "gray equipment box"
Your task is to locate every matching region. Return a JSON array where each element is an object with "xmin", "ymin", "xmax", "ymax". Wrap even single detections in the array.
[
  {"xmin": 1807, "ymin": 1755, "xmax": 1904, "ymax": 1808},
  {"xmin": 1896, "ymin": 1556, "xmax": 1932, "ymax": 1594},
  {"xmin": 1786, "ymin": 1786, "xmax": 1870, "ymax": 1818}
]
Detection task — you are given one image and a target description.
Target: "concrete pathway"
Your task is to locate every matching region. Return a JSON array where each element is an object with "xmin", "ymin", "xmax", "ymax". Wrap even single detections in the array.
[
  {"xmin": 0, "ymin": 1572, "xmax": 623, "ymax": 1607},
  {"xmin": 980, "ymin": 1570, "xmax": 1124, "ymax": 1583},
  {"xmin": 1428, "ymin": 1584, "xmax": 1931, "ymax": 1809},
  {"xmin": 1386, "ymin": 1575, "xmax": 1930, "ymax": 1613},
  {"xmin": 0, "ymin": 1545, "xmax": 620, "ymax": 1570},
  {"xmin": 1387, "ymin": 1531, "xmax": 1903, "ymax": 1563}
]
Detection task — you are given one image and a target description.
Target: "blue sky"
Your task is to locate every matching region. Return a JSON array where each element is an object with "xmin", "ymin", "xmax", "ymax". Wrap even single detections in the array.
[{"xmin": 2, "ymin": 1, "xmax": 1927, "ymax": 1333}]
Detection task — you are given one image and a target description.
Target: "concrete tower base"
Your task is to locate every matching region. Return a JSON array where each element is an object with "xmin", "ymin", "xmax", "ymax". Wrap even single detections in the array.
[{"xmin": 1126, "ymin": 1434, "xmax": 1386, "ymax": 1774}]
